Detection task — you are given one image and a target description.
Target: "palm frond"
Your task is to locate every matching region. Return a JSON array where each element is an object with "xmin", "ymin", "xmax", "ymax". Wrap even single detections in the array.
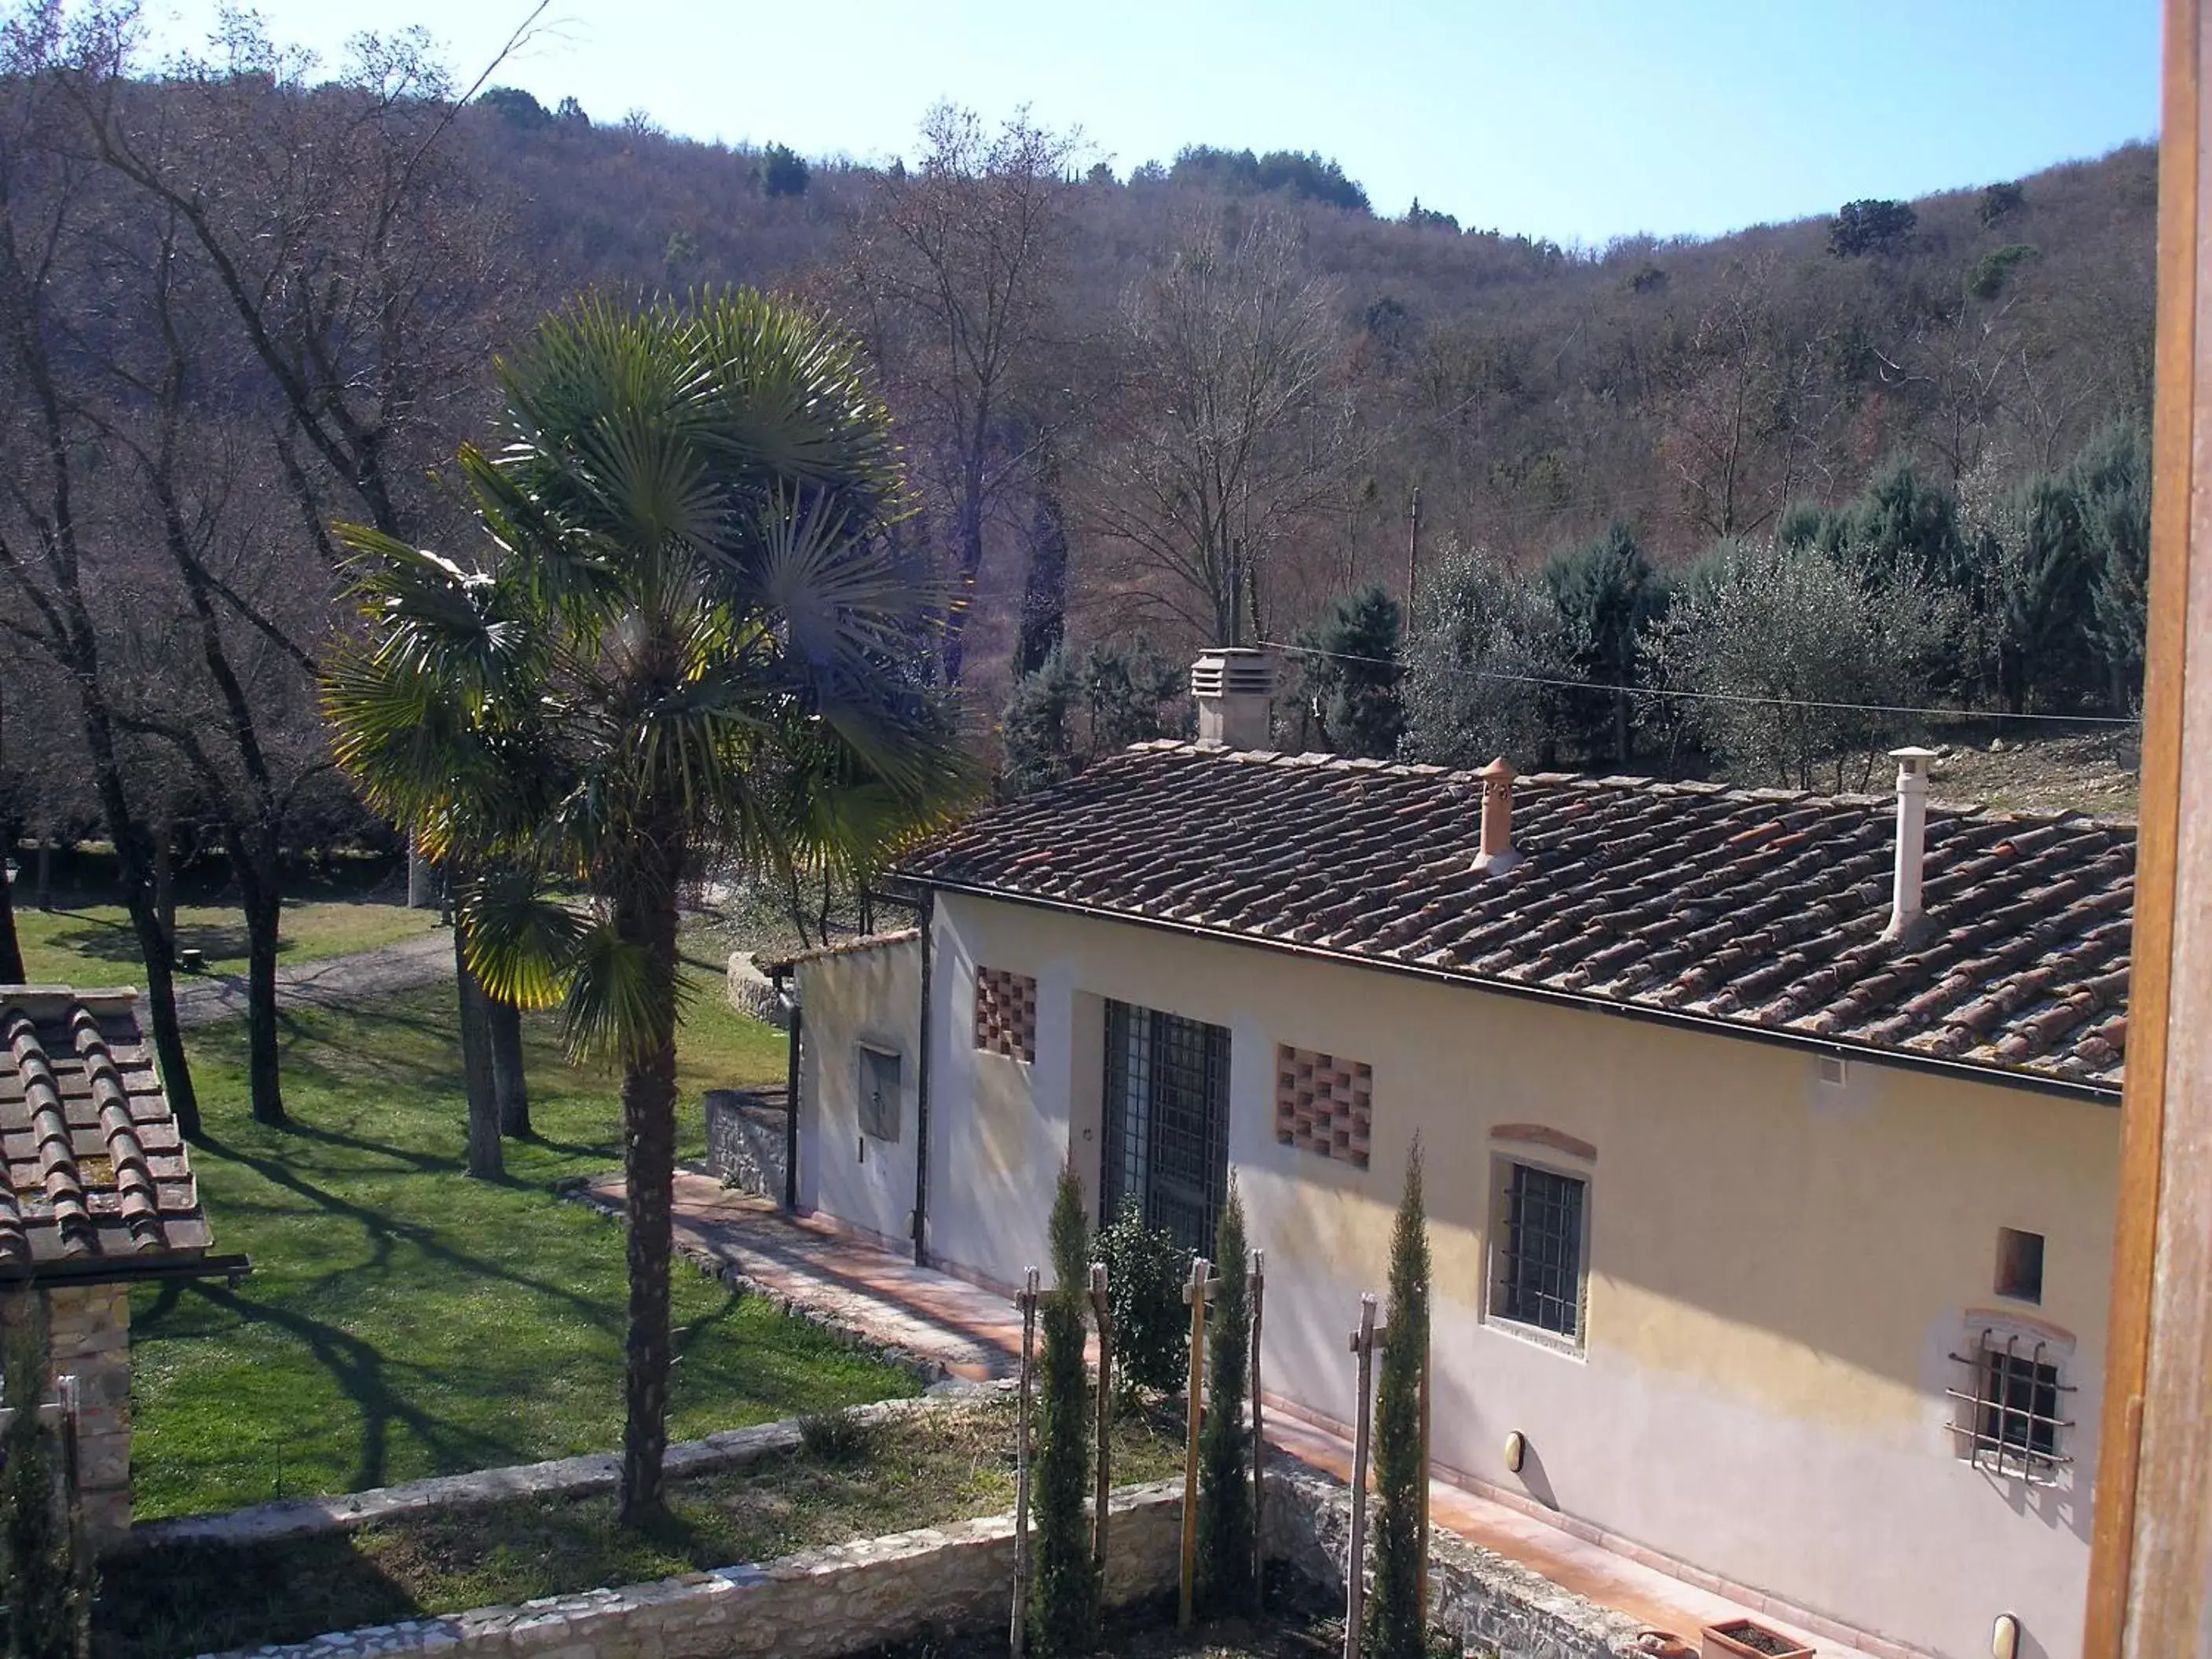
[
  {"xmin": 560, "ymin": 919, "xmax": 681, "ymax": 1066},
  {"xmin": 460, "ymin": 870, "xmax": 590, "ymax": 1010}
]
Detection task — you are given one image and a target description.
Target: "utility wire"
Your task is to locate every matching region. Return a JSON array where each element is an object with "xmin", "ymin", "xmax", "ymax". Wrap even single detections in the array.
[{"xmin": 1257, "ymin": 639, "xmax": 2144, "ymax": 727}]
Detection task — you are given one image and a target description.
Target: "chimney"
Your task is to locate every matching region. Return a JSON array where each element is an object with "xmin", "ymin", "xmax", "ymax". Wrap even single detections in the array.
[
  {"xmin": 1191, "ymin": 649, "xmax": 1275, "ymax": 750},
  {"xmin": 1476, "ymin": 756, "xmax": 1522, "ymax": 875},
  {"xmin": 1884, "ymin": 746, "xmax": 1939, "ymax": 942}
]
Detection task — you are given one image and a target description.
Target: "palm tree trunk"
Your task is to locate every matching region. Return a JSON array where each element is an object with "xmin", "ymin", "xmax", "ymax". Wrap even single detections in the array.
[
  {"xmin": 491, "ymin": 998, "xmax": 530, "ymax": 1137},
  {"xmin": 454, "ymin": 924, "xmax": 503, "ymax": 1181},
  {"xmin": 617, "ymin": 859, "xmax": 682, "ymax": 1527}
]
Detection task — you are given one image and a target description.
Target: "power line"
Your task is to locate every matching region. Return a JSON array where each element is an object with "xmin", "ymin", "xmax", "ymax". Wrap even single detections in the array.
[{"xmin": 1258, "ymin": 639, "xmax": 2144, "ymax": 728}]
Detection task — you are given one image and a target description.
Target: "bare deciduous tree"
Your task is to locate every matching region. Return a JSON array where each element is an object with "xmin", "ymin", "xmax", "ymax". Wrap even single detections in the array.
[
  {"xmin": 844, "ymin": 104, "xmax": 1079, "ymax": 683},
  {"xmin": 1080, "ymin": 210, "xmax": 1353, "ymax": 646}
]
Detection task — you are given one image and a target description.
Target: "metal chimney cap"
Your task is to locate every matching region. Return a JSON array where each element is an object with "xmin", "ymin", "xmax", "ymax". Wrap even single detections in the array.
[{"xmin": 1889, "ymin": 745, "xmax": 1940, "ymax": 765}]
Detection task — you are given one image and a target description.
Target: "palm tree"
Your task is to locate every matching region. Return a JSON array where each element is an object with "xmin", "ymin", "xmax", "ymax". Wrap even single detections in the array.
[{"xmin": 325, "ymin": 291, "xmax": 967, "ymax": 1524}]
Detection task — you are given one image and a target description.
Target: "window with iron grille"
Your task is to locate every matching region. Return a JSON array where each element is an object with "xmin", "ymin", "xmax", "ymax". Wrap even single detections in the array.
[
  {"xmin": 1946, "ymin": 1328, "xmax": 2075, "ymax": 1482},
  {"xmin": 1491, "ymin": 1159, "xmax": 1586, "ymax": 1342},
  {"xmin": 1101, "ymin": 1001, "xmax": 1229, "ymax": 1255}
]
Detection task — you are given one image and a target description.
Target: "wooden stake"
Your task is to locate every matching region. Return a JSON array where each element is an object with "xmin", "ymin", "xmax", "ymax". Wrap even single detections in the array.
[
  {"xmin": 1091, "ymin": 1262, "xmax": 1113, "ymax": 1574},
  {"xmin": 1417, "ymin": 1335, "xmax": 1432, "ymax": 1626},
  {"xmin": 1179, "ymin": 1256, "xmax": 1217, "ymax": 1629},
  {"xmin": 1346, "ymin": 1293, "xmax": 1381, "ymax": 1659},
  {"xmin": 1250, "ymin": 1247, "xmax": 1266, "ymax": 1611},
  {"xmin": 1010, "ymin": 1267, "xmax": 1039, "ymax": 1657}
]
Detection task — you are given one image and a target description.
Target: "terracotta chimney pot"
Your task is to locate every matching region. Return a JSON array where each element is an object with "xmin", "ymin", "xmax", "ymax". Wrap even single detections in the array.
[{"xmin": 1476, "ymin": 756, "xmax": 1522, "ymax": 874}]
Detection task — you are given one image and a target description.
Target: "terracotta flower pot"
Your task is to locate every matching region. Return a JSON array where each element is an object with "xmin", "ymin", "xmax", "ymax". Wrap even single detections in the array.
[{"xmin": 1701, "ymin": 1619, "xmax": 1816, "ymax": 1659}]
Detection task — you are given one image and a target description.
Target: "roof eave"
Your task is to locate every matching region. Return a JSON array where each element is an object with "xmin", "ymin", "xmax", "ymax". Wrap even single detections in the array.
[{"xmin": 903, "ymin": 873, "xmax": 2123, "ymax": 1108}]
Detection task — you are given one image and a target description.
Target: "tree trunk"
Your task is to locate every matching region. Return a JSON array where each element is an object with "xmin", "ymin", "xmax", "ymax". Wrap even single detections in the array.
[
  {"xmin": 617, "ymin": 854, "xmax": 683, "ymax": 1527},
  {"xmin": 454, "ymin": 924, "xmax": 503, "ymax": 1181},
  {"xmin": 121, "ymin": 882, "xmax": 200, "ymax": 1142},
  {"xmin": 237, "ymin": 841, "xmax": 285, "ymax": 1128},
  {"xmin": 491, "ymin": 998, "xmax": 530, "ymax": 1137},
  {"xmin": 0, "ymin": 852, "xmax": 23, "ymax": 983},
  {"xmin": 153, "ymin": 822, "xmax": 175, "ymax": 949},
  {"xmin": 34, "ymin": 838, "xmax": 53, "ymax": 913}
]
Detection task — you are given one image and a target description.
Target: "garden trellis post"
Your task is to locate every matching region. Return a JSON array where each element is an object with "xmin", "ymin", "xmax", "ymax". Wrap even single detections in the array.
[
  {"xmin": 1251, "ymin": 1247, "xmax": 1266, "ymax": 1608},
  {"xmin": 1346, "ymin": 1292, "xmax": 1382, "ymax": 1659},
  {"xmin": 1091, "ymin": 1262, "xmax": 1113, "ymax": 1573},
  {"xmin": 1180, "ymin": 1254, "xmax": 1220, "ymax": 1628},
  {"xmin": 1011, "ymin": 1265, "xmax": 1040, "ymax": 1657}
]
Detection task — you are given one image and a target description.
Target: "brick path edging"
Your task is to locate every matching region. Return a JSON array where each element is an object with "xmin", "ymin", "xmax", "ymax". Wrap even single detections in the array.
[{"xmin": 555, "ymin": 1177, "xmax": 965, "ymax": 1386}]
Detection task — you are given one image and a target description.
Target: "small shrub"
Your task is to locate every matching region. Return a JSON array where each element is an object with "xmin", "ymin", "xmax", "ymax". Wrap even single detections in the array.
[
  {"xmin": 798, "ymin": 1408, "xmax": 877, "ymax": 1466},
  {"xmin": 1096, "ymin": 1197, "xmax": 1190, "ymax": 1404}
]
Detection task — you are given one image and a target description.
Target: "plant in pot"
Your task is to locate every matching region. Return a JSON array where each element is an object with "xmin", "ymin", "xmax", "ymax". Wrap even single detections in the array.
[{"xmin": 1701, "ymin": 1618, "xmax": 1815, "ymax": 1659}]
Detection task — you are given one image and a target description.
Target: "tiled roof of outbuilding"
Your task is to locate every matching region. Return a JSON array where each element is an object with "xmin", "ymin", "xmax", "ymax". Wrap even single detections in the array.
[
  {"xmin": 0, "ymin": 989, "xmax": 212, "ymax": 1272},
  {"xmin": 901, "ymin": 743, "xmax": 2136, "ymax": 1095}
]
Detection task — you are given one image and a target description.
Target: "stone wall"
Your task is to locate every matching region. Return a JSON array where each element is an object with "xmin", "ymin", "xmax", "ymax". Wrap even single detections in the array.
[
  {"xmin": 1267, "ymin": 1467, "xmax": 1650, "ymax": 1659},
  {"xmin": 216, "ymin": 1480, "xmax": 1191, "ymax": 1659},
  {"xmin": 702, "ymin": 1090, "xmax": 786, "ymax": 1200},
  {"xmin": 46, "ymin": 1283, "xmax": 133, "ymax": 1548}
]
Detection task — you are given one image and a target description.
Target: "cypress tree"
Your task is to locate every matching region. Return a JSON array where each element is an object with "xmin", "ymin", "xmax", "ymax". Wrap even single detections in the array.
[
  {"xmin": 1367, "ymin": 1141, "xmax": 1430, "ymax": 1659},
  {"xmin": 2, "ymin": 1297, "xmax": 87, "ymax": 1659},
  {"xmin": 1196, "ymin": 1179, "xmax": 1254, "ymax": 1618},
  {"xmin": 1030, "ymin": 1166, "xmax": 1098, "ymax": 1655}
]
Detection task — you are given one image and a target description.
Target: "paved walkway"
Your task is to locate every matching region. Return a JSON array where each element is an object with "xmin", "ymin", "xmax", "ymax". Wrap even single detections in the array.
[
  {"xmin": 174, "ymin": 928, "xmax": 452, "ymax": 1027},
  {"xmin": 588, "ymin": 1170, "xmax": 1892, "ymax": 1659}
]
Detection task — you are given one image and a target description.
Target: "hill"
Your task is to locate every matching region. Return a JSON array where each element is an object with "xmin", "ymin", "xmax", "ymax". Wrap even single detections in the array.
[{"xmin": 462, "ymin": 101, "xmax": 2156, "ymax": 706}]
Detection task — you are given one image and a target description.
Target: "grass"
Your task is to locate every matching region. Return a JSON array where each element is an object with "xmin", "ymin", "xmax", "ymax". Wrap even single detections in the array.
[
  {"xmin": 128, "ymin": 982, "xmax": 888, "ymax": 1523},
  {"xmin": 16, "ymin": 898, "xmax": 439, "ymax": 985},
  {"xmin": 100, "ymin": 1400, "xmax": 1192, "ymax": 1659}
]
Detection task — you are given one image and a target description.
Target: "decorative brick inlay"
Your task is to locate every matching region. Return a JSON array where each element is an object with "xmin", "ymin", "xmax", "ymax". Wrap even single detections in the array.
[
  {"xmin": 1276, "ymin": 1046, "xmax": 1372, "ymax": 1167},
  {"xmin": 973, "ymin": 968, "xmax": 1037, "ymax": 1063}
]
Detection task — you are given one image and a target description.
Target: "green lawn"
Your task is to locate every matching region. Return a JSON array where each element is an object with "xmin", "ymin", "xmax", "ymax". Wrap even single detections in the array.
[
  {"xmin": 17, "ymin": 899, "xmax": 439, "ymax": 985},
  {"xmin": 130, "ymin": 983, "xmax": 890, "ymax": 1522}
]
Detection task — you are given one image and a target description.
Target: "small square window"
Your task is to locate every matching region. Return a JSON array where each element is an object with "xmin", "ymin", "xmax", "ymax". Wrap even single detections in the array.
[
  {"xmin": 857, "ymin": 1045, "xmax": 902, "ymax": 1142},
  {"xmin": 1491, "ymin": 1159, "xmax": 1587, "ymax": 1342},
  {"xmin": 1997, "ymin": 1228, "xmax": 2045, "ymax": 1304}
]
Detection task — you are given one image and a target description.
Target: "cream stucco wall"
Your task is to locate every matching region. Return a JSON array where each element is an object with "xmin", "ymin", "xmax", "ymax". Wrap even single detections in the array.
[
  {"xmin": 917, "ymin": 892, "xmax": 2119, "ymax": 1659},
  {"xmin": 796, "ymin": 937, "xmax": 922, "ymax": 1250}
]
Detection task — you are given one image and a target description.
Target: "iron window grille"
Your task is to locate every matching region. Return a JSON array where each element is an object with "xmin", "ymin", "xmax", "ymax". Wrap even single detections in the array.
[
  {"xmin": 1102, "ymin": 1001, "xmax": 1229, "ymax": 1254},
  {"xmin": 1946, "ymin": 1329, "xmax": 2075, "ymax": 1483},
  {"xmin": 1495, "ymin": 1160, "xmax": 1586, "ymax": 1340}
]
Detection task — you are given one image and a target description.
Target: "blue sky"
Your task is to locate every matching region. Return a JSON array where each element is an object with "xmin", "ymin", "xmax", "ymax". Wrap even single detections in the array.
[{"xmin": 145, "ymin": 1, "xmax": 2159, "ymax": 245}]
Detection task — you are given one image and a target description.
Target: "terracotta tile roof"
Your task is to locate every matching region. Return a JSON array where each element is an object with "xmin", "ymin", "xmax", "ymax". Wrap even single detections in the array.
[
  {"xmin": 900, "ymin": 744, "xmax": 2135, "ymax": 1096},
  {"xmin": 762, "ymin": 929, "xmax": 921, "ymax": 974},
  {"xmin": 0, "ymin": 989, "xmax": 212, "ymax": 1272}
]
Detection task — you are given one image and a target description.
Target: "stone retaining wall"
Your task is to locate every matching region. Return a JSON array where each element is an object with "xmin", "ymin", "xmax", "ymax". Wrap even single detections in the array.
[
  {"xmin": 702, "ymin": 1090, "xmax": 786, "ymax": 1201},
  {"xmin": 212, "ymin": 1480, "xmax": 1190, "ymax": 1659},
  {"xmin": 205, "ymin": 1460, "xmax": 1661, "ymax": 1659},
  {"xmin": 1267, "ymin": 1466, "xmax": 1648, "ymax": 1659}
]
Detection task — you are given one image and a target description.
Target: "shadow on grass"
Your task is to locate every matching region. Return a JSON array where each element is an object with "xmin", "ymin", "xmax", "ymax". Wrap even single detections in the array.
[
  {"xmin": 180, "ymin": 1278, "xmax": 520, "ymax": 1498},
  {"xmin": 94, "ymin": 1529, "xmax": 422, "ymax": 1659},
  {"xmin": 46, "ymin": 913, "xmax": 302, "ymax": 967}
]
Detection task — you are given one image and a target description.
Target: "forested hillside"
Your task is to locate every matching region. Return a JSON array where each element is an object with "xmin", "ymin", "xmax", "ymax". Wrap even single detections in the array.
[
  {"xmin": 460, "ymin": 92, "xmax": 2157, "ymax": 739},
  {"xmin": 0, "ymin": 12, "xmax": 2159, "ymax": 887}
]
